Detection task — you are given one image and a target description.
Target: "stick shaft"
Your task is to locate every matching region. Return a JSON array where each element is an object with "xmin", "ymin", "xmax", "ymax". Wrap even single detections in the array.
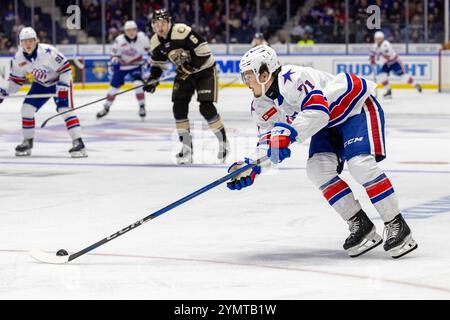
[
  {"xmin": 1, "ymin": 93, "xmax": 56, "ymax": 99},
  {"xmin": 68, "ymin": 156, "xmax": 268, "ymax": 261}
]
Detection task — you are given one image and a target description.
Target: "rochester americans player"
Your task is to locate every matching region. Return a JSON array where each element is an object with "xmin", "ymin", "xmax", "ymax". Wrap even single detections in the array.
[
  {"xmin": 370, "ymin": 31, "xmax": 422, "ymax": 98},
  {"xmin": 0, "ymin": 27, "xmax": 87, "ymax": 157},
  {"xmin": 227, "ymin": 45, "xmax": 417, "ymax": 259},
  {"xmin": 96, "ymin": 21, "xmax": 150, "ymax": 119}
]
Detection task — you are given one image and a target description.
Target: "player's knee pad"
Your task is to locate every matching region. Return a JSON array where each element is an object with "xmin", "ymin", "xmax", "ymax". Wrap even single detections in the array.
[
  {"xmin": 199, "ymin": 101, "xmax": 218, "ymax": 121},
  {"xmin": 173, "ymin": 100, "xmax": 189, "ymax": 120},
  {"xmin": 347, "ymin": 154, "xmax": 384, "ymax": 185},
  {"xmin": 306, "ymin": 152, "xmax": 341, "ymax": 187},
  {"xmin": 21, "ymin": 103, "xmax": 36, "ymax": 118}
]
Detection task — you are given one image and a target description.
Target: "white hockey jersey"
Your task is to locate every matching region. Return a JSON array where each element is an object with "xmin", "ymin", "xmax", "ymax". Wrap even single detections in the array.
[
  {"xmin": 111, "ymin": 32, "xmax": 150, "ymax": 71},
  {"xmin": 251, "ymin": 65, "xmax": 376, "ymax": 155},
  {"xmin": 370, "ymin": 40, "xmax": 399, "ymax": 64},
  {"xmin": 7, "ymin": 43, "xmax": 72, "ymax": 94}
]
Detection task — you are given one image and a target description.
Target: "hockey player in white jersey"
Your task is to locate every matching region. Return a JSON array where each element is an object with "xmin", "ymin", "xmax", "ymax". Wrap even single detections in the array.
[
  {"xmin": 0, "ymin": 27, "xmax": 87, "ymax": 158},
  {"xmin": 227, "ymin": 45, "xmax": 417, "ymax": 259},
  {"xmin": 370, "ymin": 31, "xmax": 422, "ymax": 98},
  {"xmin": 96, "ymin": 21, "xmax": 150, "ymax": 120}
]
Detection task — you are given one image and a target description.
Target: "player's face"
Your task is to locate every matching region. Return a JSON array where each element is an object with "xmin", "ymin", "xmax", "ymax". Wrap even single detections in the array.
[
  {"xmin": 153, "ymin": 20, "xmax": 170, "ymax": 38},
  {"xmin": 21, "ymin": 38, "xmax": 37, "ymax": 54},
  {"xmin": 125, "ymin": 28, "xmax": 137, "ymax": 39},
  {"xmin": 253, "ymin": 39, "xmax": 263, "ymax": 46},
  {"xmin": 242, "ymin": 70, "xmax": 264, "ymax": 97},
  {"xmin": 375, "ymin": 37, "xmax": 383, "ymax": 45}
]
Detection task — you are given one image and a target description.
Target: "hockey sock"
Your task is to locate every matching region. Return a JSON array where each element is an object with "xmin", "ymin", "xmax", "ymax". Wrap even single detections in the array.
[
  {"xmin": 176, "ymin": 119, "xmax": 192, "ymax": 147},
  {"xmin": 134, "ymin": 81, "xmax": 145, "ymax": 107},
  {"xmin": 58, "ymin": 107, "xmax": 82, "ymax": 140},
  {"xmin": 319, "ymin": 176, "xmax": 362, "ymax": 221},
  {"xmin": 207, "ymin": 115, "xmax": 227, "ymax": 143},
  {"xmin": 21, "ymin": 103, "xmax": 36, "ymax": 139},
  {"xmin": 104, "ymin": 87, "xmax": 119, "ymax": 108}
]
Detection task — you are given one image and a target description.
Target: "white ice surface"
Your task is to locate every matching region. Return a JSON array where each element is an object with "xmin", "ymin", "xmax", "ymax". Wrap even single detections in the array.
[{"xmin": 0, "ymin": 87, "xmax": 450, "ymax": 299}]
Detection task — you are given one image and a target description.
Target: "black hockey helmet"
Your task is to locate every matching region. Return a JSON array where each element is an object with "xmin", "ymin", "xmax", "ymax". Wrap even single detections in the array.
[{"xmin": 151, "ymin": 8, "xmax": 171, "ymax": 23}]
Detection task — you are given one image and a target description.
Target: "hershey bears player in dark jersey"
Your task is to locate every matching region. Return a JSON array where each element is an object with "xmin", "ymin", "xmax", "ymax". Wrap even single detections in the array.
[{"xmin": 143, "ymin": 9, "xmax": 229, "ymax": 164}]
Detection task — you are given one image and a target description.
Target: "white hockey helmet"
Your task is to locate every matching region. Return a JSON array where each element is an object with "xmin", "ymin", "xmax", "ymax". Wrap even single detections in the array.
[
  {"xmin": 374, "ymin": 31, "xmax": 385, "ymax": 40},
  {"xmin": 124, "ymin": 20, "xmax": 138, "ymax": 31},
  {"xmin": 19, "ymin": 27, "xmax": 38, "ymax": 41},
  {"xmin": 239, "ymin": 45, "xmax": 281, "ymax": 85}
]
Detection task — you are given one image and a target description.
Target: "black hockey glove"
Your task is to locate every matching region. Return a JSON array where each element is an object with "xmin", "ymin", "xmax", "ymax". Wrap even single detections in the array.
[{"xmin": 143, "ymin": 77, "xmax": 160, "ymax": 93}]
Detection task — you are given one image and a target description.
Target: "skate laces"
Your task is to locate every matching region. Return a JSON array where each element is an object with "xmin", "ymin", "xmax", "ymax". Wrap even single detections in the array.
[
  {"xmin": 384, "ymin": 219, "xmax": 400, "ymax": 240},
  {"xmin": 349, "ymin": 219, "xmax": 360, "ymax": 235}
]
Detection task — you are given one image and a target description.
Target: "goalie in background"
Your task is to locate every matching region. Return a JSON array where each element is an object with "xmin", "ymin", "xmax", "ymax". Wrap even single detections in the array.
[
  {"xmin": 143, "ymin": 9, "xmax": 229, "ymax": 164},
  {"xmin": 96, "ymin": 20, "xmax": 150, "ymax": 120}
]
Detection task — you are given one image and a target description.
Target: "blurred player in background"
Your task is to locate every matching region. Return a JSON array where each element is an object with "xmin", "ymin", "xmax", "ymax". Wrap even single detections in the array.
[
  {"xmin": 251, "ymin": 32, "xmax": 268, "ymax": 47},
  {"xmin": 0, "ymin": 27, "xmax": 87, "ymax": 158},
  {"xmin": 96, "ymin": 20, "xmax": 150, "ymax": 120},
  {"xmin": 227, "ymin": 45, "xmax": 417, "ymax": 259},
  {"xmin": 370, "ymin": 31, "xmax": 422, "ymax": 98},
  {"xmin": 143, "ymin": 9, "xmax": 229, "ymax": 164}
]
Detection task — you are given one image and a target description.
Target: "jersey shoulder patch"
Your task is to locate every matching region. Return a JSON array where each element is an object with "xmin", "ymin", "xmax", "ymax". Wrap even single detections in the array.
[
  {"xmin": 150, "ymin": 34, "xmax": 161, "ymax": 51},
  {"xmin": 171, "ymin": 23, "xmax": 192, "ymax": 40}
]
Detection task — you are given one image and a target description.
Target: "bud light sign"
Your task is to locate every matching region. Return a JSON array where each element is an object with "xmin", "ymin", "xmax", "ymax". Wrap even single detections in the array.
[{"xmin": 333, "ymin": 59, "xmax": 432, "ymax": 81}]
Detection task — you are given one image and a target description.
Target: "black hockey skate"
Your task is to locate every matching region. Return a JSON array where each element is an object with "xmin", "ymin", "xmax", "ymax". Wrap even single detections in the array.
[
  {"xmin": 343, "ymin": 209, "xmax": 383, "ymax": 257},
  {"xmin": 139, "ymin": 105, "xmax": 146, "ymax": 120},
  {"xmin": 175, "ymin": 143, "xmax": 193, "ymax": 164},
  {"xmin": 415, "ymin": 84, "xmax": 422, "ymax": 93},
  {"xmin": 69, "ymin": 138, "xmax": 88, "ymax": 158},
  {"xmin": 383, "ymin": 88, "xmax": 392, "ymax": 99},
  {"xmin": 96, "ymin": 105, "xmax": 110, "ymax": 119},
  {"xmin": 15, "ymin": 138, "xmax": 33, "ymax": 156},
  {"xmin": 383, "ymin": 214, "xmax": 417, "ymax": 259}
]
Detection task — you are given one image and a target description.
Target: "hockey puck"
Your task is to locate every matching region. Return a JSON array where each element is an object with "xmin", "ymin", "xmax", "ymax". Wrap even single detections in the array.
[{"xmin": 56, "ymin": 249, "xmax": 68, "ymax": 256}]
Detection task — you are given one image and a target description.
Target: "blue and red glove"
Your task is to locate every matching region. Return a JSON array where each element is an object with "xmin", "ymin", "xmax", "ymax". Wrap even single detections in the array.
[
  {"xmin": 0, "ymin": 87, "xmax": 8, "ymax": 104},
  {"xmin": 268, "ymin": 122, "xmax": 298, "ymax": 164},
  {"xmin": 227, "ymin": 158, "xmax": 261, "ymax": 190},
  {"xmin": 55, "ymin": 82, "xmax": 69, "ymax": 108}
]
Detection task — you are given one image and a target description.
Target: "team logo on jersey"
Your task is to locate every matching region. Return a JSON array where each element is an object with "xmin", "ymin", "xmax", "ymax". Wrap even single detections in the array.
[
  {"xmin": 123, "ymin": 48, "xmax": 138, "ymax": 57},
  {"xmin": 177, "ymin": 26, "xmax": 186, "ymax": 33},
  {"xmin": 93, "ymin": 62, "xmax": 108, "ymax": 80},
  {"xmin": 19, "ymin": 61, "xmax": 28, "ymax": 67},
  {"xmin": 31, "ymin": 68, "xmax": 49, "ymax": 81}
]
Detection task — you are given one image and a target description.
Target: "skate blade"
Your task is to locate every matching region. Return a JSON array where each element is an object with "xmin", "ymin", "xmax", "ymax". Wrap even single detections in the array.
[
  {"xmin": 347, "ymin": 230, "xmax": 383, "ymax": 258},
  {"xmin": 70, "ymin": 150, "xmax": 88, "ymax": 158},
  {"xmin": 388, "ymin": 235, "xmax": 418, "ymax": 259},
  {"xmin": 176, "ymin": 158, "xmax": 193, "ymax": 165},
  {"xmin": 15, "ymin": 151, "xmax": 32, "ymax": 157}
]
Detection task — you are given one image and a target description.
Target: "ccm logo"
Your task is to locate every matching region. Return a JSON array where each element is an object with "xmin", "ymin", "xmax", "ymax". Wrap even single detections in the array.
[
  {"xmin": 106, "ymin": 219, "xmax": 147, "ymax": 240},
  {"xmin": 344, "ymin": 137, "xmax": 363, "ymax": 148}
]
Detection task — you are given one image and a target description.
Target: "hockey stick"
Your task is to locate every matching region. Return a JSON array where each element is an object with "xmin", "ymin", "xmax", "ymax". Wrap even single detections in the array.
[
  {"xmin": 29, "ymin": 155, "xmax": 269, "ymax": 264},
  {"xmin": 40, "ymin": 73, "xmax": 175, "ymax": 128},
  {"xmin": 0, "ymin": 93, "xmax": 56, "ymax": 99},
  {"xmin": 219, "ymin": 76, "xmax": 240, "ymax": 90}
]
